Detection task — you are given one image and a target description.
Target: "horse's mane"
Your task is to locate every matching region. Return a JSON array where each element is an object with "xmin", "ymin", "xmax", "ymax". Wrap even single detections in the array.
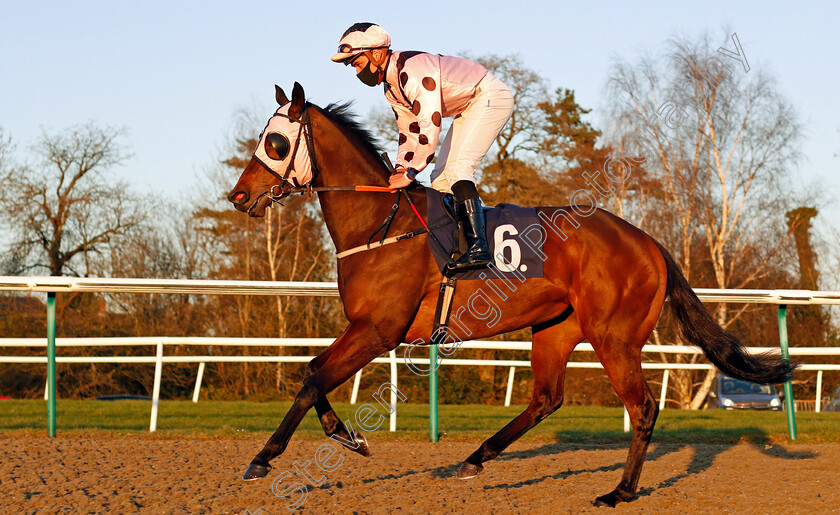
[
  {"xmin": 315, "ymin": 102, "xmax": 386, "ymax": 165},
  {"xmin": 313, "ymin": 102, "xmax": 425, "ymax": 196}
]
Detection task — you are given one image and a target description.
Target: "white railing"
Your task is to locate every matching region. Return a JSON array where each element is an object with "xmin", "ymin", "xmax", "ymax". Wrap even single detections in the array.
[
  {"xmin": 2, "ymin": 337, "xmax": 839, "ymax": 432},
  {"xmin": 2, "ymin": 277, "xmax": 839, "ymax": 437},
  {"xmin": 2, "ymin": 276, "xmax": 840, "ymax": 305},
  {"xmin": 0, "ymin": 277, "xmax": 342, "ymax": 296}
]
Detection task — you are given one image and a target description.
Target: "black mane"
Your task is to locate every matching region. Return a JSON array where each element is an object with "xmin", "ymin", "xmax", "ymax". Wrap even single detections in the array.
[{"xmin": 315, "ymin": 102, "xmax": 385, "ymax": 163}]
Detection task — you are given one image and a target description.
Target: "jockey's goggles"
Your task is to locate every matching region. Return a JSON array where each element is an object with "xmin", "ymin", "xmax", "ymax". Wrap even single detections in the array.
[{"xmin": 338, "ymin": 44, "xmax": 388, "ymax": 65}]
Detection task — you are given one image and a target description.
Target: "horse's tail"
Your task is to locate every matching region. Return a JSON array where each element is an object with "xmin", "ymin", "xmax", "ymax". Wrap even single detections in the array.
[{"xmin": 653, "ymin": 240, "xmax": 796, "ymax": 384}]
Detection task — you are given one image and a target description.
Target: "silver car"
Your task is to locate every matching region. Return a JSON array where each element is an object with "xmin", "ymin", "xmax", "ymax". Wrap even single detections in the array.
[
  {"xmin": 824, "ymin": 385, "xmax": 840, "ymax": 412},
  {"xmin": 707, "ymin": 374, "xmax": 782, "ymax": 410}
]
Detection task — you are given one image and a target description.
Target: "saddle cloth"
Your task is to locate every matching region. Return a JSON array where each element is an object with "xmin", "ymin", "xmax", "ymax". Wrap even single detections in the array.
[{"xmin": 425, "ymin": 188, "xmax": 544, "ymax": 280}]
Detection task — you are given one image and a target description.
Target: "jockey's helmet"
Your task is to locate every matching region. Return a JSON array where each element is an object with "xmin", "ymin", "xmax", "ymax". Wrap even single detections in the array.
[{"xmin": 331, "ymin": 23, "xmax": 391, "ymax": 65}]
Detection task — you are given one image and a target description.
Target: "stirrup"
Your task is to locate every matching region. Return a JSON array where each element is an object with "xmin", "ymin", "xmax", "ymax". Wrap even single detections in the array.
[{"xmin": 444, "ymin": 254, "xmax": 491, "ymax": 275}]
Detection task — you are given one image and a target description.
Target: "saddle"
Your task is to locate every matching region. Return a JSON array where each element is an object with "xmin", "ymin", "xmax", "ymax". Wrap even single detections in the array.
[
  {"xmin": 424, "ymin": 188, "xmax": 545, "ymax": 346},
  {"xmin": 425, "ymin": 188, "xmax": 544, "ymax": 280}
]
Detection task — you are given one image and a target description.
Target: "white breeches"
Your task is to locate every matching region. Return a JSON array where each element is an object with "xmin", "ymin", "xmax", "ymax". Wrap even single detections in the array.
[{"xmin": 430, "ymin": 73, "xmax": 514, "ymax": 193}]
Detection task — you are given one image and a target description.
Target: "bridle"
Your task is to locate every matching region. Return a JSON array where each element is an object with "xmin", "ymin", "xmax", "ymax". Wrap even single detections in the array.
[
  {"xmin": 251, "ymin": 105, "xmax": 321, "ymax": 210},
  {"xmin": 251, "ymin": 104, "xmax": 409, "ymax": 213}
]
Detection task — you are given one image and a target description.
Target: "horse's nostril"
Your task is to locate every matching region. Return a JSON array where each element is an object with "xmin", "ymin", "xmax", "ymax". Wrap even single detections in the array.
[{"xmin": 229, "ymin": 191, "xmax": 248, "ymax": 204}]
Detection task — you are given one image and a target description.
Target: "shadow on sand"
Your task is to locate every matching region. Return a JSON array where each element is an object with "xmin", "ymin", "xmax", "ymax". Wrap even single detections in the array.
[
  {"xmin": 349, "ymin": 426, "xmax": 817, "ymax": 500},
  {"xmin": 481, "ymin": 427, "xmax": 817, "ymax": 497}
]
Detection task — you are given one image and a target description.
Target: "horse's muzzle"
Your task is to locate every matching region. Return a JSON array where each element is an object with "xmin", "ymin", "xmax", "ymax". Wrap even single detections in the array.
[{"xmin": 228, "ymin": 190, "xmax": 270, "ymax": 217}]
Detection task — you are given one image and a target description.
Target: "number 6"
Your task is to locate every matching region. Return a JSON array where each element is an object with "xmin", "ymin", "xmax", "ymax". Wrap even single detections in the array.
[{"xmin": 494, "ymin": 224, "xmax": 521, "ymax": 272}]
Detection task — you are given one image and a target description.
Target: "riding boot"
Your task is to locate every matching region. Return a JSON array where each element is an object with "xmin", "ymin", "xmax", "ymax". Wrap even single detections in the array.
[{"xmin": 448, "ymin": 196, "xmax": 492, "ymax": 272}]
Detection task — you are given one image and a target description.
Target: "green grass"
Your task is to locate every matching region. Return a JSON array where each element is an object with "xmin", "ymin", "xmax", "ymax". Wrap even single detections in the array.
[{"xmin": 2, "ymin": 400, "xmax": 839, "ymax": 444}]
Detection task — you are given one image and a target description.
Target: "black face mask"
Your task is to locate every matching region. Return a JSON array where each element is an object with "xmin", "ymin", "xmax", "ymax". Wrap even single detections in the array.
[{"xmin": 356, "ymin": 63, "xmax": 382, "ymax": 87}]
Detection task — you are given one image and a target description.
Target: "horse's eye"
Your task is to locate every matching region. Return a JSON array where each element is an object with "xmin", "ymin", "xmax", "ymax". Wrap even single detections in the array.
[{"xmin": 265, "ymin": 133, "xmax": 290, "ymax": 160}]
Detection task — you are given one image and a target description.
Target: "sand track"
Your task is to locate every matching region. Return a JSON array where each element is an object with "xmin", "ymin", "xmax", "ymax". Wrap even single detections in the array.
[{"xmin": 2, "ymin": 435, "xmax": 838, "ymax": 513}]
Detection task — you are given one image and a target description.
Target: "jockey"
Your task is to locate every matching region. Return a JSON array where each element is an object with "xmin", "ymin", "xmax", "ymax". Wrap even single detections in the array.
[{"xmin": 331, "ymin": 22, "xmax": 514, "ymax": 272}]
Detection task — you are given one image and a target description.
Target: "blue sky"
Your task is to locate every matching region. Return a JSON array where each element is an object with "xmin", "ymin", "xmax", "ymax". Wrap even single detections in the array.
[{"xmin": 2, "ymin": 1, "xmax": 838, "ymax": 234}]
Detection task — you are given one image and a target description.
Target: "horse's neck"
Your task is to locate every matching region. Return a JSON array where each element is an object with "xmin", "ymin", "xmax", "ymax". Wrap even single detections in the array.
[{"xmin": 310, "ymin": 111, "xmax": 405, "ymax": 253}]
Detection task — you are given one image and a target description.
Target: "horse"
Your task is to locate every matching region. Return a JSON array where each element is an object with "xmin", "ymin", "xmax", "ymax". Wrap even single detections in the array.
[{"xmin": 227, "ymin": 82, "xmax": 793, "ymax": 507}]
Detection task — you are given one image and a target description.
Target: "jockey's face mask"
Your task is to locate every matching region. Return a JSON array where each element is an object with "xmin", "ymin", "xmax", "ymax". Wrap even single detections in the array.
[{"xmin": 356, "ymin": 60, "xmax": 383, "ymax": 87}]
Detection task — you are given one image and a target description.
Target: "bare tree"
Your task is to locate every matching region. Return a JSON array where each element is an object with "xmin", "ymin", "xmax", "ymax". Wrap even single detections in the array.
[
  {"xmin": 470, "ymin": 53, "xmax": 550, "ymax": 163},
  {"xmin": 0, "ymin": 123, "xmax": 143, "ymax": 276},
  {"xmin": 606, "ymin": 31, "xmax": 803, "ymax": 408},
  {"xmin": 0, "ymin": 128, "xmax": 12, "ymax": 184},
  {"xmin": 0, "ymin": 129, "xmax": 20, "ymax": 274},
  {"xmin": 261, "ymin": 197, "xmax": 328, "ymax": 392},
  {"xmin": 471, "ymin": 53, "xmax": 556, "ymax": 207},
  {"xmin": 193, "ymin": 106, "xmax": 337, "ymax": 395}
]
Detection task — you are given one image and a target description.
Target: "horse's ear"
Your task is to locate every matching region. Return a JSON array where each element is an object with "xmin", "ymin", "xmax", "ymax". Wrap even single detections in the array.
[
  {"xmin": 289, "ymin": 82, "xmax": 305, "ymax": 120},
  {"xmin": 275, "ymin": 85, "xmax": 289, "ymax": 105}
]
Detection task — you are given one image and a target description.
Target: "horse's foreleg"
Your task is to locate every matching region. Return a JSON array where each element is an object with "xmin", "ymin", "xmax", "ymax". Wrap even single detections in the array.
[
  {"xmin": 301, "ymin": 342, "xmax": 372, "ymax": 457},
  {"xmin": 243, "ymin": 320, "xmax": 390, "ymax": 480},
  {"xmin": 458, "ymin": 314, "xmax": 582, "ymax": 478},
  {"xmin": 311, "ymin": 397, "xmax": 371, "ymax": 456}
]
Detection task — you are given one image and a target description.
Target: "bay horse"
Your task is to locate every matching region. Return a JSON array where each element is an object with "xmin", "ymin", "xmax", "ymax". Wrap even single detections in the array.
[{"xmin": 228, "ymin": 83, "xmax": 793, "ymax": 507}]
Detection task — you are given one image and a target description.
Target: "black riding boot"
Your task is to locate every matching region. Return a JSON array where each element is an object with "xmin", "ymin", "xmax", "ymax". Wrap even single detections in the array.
[{"xmin": 447, "ymin": 194, "xmax": 492, "ymax": 273}]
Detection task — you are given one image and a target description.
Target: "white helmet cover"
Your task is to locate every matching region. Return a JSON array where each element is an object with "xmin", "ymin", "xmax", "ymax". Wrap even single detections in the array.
[{"xmin": 331, "ymin": 22, "xmax": 391, "ymax": 63}]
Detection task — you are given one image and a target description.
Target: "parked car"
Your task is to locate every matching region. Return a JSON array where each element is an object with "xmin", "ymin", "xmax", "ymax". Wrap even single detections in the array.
[
  {"xmin": 824, "ymin": 385, "xmax": 840, "ymax": 412},
  {"xmin": 707, "ymin": 374, "xmax": 782, "ymax": 410}
]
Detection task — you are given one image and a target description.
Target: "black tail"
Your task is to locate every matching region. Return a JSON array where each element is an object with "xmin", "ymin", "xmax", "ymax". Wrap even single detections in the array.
[{"xmin": 654, "ymin": 240, "xmax": 796, "ymax": 384}]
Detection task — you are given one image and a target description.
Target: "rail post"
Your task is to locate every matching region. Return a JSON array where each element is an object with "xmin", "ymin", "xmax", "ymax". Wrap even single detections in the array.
[
  {"xmin": 389, "ymin": 350, "xmax": 398, "ymax": 432},
  {"xmin": 815, "ymin": 370, "xmax": 823, "ymax": 413},
  {"xmin": 46, "ymin": 291, "xmax": 57, "ymax": 437},
  {"xmin": 504, "ymin": 366, "xmax": 516, "ymax": 407},
  {"xmin": 778, "ymin": 305, "xmax": 797, "ymax": 440},
  {"xmin": 149, "ymin": 341, "xmax": 164, "ymax": 432},
  {"xmin": 659, "ymin": 369, "xmax": 670, "ymax": 410},
  {"xmin": 191, "ymin": 362, "xmax": 205, "ymax": 403},
  {"xmin": 430, "ymin": 345, "xmax": 438, "ymax": 442},
  {"xmin": 350, "ymin": 370, "xmax": 362, "ymax": 404}
]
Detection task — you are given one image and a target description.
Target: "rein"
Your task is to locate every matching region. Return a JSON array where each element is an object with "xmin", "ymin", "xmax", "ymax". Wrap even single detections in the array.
[{"xmin": 267, "ymin": 184, "xmax": 396, "ymax": 205}]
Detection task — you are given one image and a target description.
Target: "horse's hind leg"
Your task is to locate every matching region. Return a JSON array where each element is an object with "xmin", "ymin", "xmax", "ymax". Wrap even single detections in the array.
[
  {"xmin": 458, "ymin": 312, "xmax": 582, "ymax": 478},
  {"xmin": 589, "ymin": 337, "xmax": 659, "ymax": 507}
]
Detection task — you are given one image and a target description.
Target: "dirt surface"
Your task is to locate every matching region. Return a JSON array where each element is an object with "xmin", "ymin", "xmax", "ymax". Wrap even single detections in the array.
[{"xmin": 2, "ymin": 435, "xmax": 838, "ymax": 514}]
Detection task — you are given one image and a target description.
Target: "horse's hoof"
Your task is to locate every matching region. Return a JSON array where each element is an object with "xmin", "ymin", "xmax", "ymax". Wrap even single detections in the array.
[
  {"xmin": 591, "ymin": 495, "xmax": 616, "ymax": 508},
  {"xmin": 592, "ymin": 489, "xmax": 633, "ymax": 508},
  {"xmin": 457, "ymin": 461, "xmax": 483, "ymax": 479},
  {"xmin": 336, "ymin": 431, "xmax": 371, "ymax": 457},
  {"xmin": 353, "ymin": 432, "xmax": 372, "ymax": 457},
  {"xmin": 242, "ymin": 463, "xmax": 271, "ymax": 481}
]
